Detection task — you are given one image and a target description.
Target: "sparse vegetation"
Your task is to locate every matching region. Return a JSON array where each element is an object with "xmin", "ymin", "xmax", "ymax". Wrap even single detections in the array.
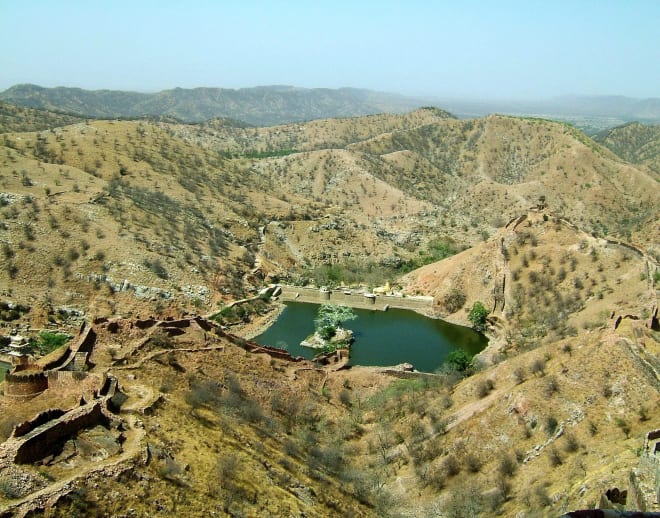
[{"xmin": 0, "ymin": 97, "xmax": 658, "ymax": 518}]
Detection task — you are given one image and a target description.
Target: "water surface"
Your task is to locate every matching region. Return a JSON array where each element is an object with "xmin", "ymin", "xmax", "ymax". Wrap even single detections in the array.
[{"xmin": 254, "ymin": 302, "xmax": 487, "ymax": 372}]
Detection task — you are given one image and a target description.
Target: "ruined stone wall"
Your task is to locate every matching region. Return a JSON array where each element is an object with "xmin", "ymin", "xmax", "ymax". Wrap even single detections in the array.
[
  {"xmin": 627, "ymin": 430, "xmax": 660, "ymax": 511},
  {"xmin": 157, "ymin": 319, "xmax": 191, "ymax": 329},
  {"xmin": 12, "ymin": 409, "xmax": 67, "ymax": 438},
  {"xmin": 73, "ymin": 326, "xmax": 96, "ymax": 354},
  {"xmin": 13, "ymin": 402, "xmax": 109, "ymax": 464},
  {"xmin": 47, "ymin": 370, "xmax": 87, "ymax": 389}
]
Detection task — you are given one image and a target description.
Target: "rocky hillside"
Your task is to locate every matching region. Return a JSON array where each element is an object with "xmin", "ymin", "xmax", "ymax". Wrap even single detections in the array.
[
  {"xmin": 0, "ymin": 102, "xmax": 86, "ymax": 134},
  {"xmin": 403, "ymin": 211, "xmax": 657, "ymax": 352},
  {"xmin": 0, "ymin": 296, "xmax": 658, "ymax": 516},
  {"xmin": 594, "ymin": 121, "xmax": 660, "ymax": 174},
  {"xmin": 0, "ymin": 84, "xmax": 428, "ymax": 125},
  {"xmin": 0, "ymin": 108, "xmax": 658, "ymax": 326}
]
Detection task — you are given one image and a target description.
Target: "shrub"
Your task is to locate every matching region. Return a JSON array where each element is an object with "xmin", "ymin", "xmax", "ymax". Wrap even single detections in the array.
[
  {"xmin": 549, "ymin": 447, "xmax": 563, "ymax": 467},
  {"xmin": 150, "ymin": 330, "xmax": 174, "ymax": 349},
  {"xmin": 442, "ymin": 454, "xmax": 460, "ymax": 477},
  {"xmin": 530, "ymin": 358, "xmax": 546, "ymax": 376},
  {"xmin": 31, "ymin": 331, "xmax": 69, "ymax": 355},
  {"xmin": 614, "ymin": 417, "xmax": 631, "ymax": 438},
  {"xmin": 544, "ymin": 376, "xmax": 559, "ymax": 397},
  {"xmin": 564, "ymin": 432, "xmax": 579, "ymax": 453},
  {"xmin": 144, "ymin": 258, "xmax": 168, "ymax": 279},
  {"xmin": 493, "ymin": 476, "xmax": 512, "ymax": 507},
  {"xmin": 0, "ymin": 477, "xmax": 21, "ymax": 499},
  {"xmin": 468, "ymin": 301, "xmax": 489, "ymax": 332},
  {"xmin": 445, "ymin": 349, "xmax": 474, "ymax": 375},
  {"xmin": 216, "ymin": 452, "xmax": 239, "ymax": 487},
  {"xmin": 443, "ymin": 288, "xmax": 466, "ymax": 313},
  {"xmin": 465, "ymin": 453, "xmax": 482, "ymax": 473},
  {"xmin": 534, "ymin": 484, "xmax": 552, "ymax": 507},
  {"xmin": 545, "ymin": 416, "xmax": 558, "ymax": 436},
  {"xmin": 512, "ymin": 367, "xmax": 525, "ymax": 384},
  {"xmin": 240, "ymin": 400, "xmax": 264, "ymax": 423},
  {"xmin": 284, "ymin": 439, "xmax": 300, "ymax": 458},
  {"xmin": 498, "ymin": 452, "xmax": 517, "ymax": 477},
  {"xmin": 476, "ymin": 378, "xmax": 495, "ymax": 398},
  {"xmin": 185, "ymin": 378, "xmax": 223, "ymax": 412}
]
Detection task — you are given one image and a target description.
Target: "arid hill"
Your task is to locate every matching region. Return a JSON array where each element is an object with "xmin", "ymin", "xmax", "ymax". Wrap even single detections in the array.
[
  {"xmin": 0, "ymin": 108, "xmax": 658, "ymax": 325},
  {"xmin": 0, "ymin": 102, "xmax": 86, "ymax": 134},
  {"xmin": 0, "ymin": 106, "xmax": 659, "ymax": 516},
  {"xmin": 594, "ymin": 121, "xmax": 660, "ymax": 174},
  {"xmin": 0, "ymin": 277, "xmax": 657, "ymax": 516}
]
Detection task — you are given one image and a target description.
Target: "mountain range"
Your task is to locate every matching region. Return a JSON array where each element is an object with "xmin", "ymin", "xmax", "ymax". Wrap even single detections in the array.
[
  {"xmin": 0, "ymin": 84, "xmax": 426, "ymax": 125},
  {"xmin": 2, "ymin": 84, "xmax": 660, "ymax": 129}
]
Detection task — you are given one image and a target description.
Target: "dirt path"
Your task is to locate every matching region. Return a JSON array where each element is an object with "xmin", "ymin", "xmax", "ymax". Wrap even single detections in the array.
[{"xmin": 445, "ymin": 389, "xmax": 501, "ymax": 432}]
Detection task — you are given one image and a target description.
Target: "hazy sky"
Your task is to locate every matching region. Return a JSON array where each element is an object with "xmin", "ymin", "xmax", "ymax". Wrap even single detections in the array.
[{"xmin": 1, "ymin": 0, "xmax": 658, "ymax": 99}]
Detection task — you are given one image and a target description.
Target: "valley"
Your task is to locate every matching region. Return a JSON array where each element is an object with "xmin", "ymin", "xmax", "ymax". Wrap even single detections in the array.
[{"xmin": 0, "ymin": 101, "xmax": 658, "ymax": 516}]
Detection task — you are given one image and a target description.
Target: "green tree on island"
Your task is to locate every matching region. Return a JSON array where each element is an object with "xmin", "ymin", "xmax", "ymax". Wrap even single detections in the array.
[{"xmin": 314, "ymin": 304, "xmax": 357, "ymax": 340}]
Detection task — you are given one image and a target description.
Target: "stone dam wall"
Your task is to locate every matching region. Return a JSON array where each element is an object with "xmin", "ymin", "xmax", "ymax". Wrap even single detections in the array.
[{"xmin": 278, "ymin": 285, "xmax": 434, "ymax": 312}]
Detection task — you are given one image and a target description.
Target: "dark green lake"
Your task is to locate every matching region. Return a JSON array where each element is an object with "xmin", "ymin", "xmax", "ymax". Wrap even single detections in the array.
[{"xmin": 254, "ymin": 302, "xmax": 487, "ymax": 372}]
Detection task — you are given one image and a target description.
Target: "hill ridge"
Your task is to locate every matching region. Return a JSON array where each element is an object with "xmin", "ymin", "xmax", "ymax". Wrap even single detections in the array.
[{"xmin": 0, "ymin": 83, "xmax": 431, "ymax": 125}]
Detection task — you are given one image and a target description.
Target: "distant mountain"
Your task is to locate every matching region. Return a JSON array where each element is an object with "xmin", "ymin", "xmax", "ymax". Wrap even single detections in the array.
[
  {"xmin": 0, "ymin": 84, "xmax": 428, "ymax": 125},
  {"xmin": 594, "ymin": 121, "xmax": 660, "ymax": 174}
]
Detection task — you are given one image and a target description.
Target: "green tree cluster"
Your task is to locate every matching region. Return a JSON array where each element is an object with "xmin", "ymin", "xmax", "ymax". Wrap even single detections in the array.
[
  {"xmin": 29, "ymin": 331, "xmax": 70, "ymax": 355},
  {"xmin": 468, "ymin": 301, "xmax": 489, "ymax": 332},
  {"xmin": 314, "ymin": 304, "xmax": 357, "ymax": 340}
]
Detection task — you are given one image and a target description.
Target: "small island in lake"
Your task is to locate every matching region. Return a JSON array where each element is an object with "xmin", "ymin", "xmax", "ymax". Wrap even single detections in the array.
[{"xmin": 301, "ymin": 304, "xmax": 357, "ymax": 352}]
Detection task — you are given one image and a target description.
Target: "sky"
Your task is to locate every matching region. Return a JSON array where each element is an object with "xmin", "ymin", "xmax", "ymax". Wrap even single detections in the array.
[{"xmin": 1, "ymin": 0, "xmax": 658, "ymax": 99}]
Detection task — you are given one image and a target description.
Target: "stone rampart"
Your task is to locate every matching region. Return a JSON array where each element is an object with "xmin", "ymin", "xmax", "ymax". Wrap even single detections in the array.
[
  {"xmin": 77, "ymin": 326, "xmax": 96, "ymax": 352},
  {"xmin": 135, "ymin": 318, "xmax": 158, "ymax": 329},
  {"xmin": 190, "ymin": 316, "xmax": 304, "ymax": 363}
]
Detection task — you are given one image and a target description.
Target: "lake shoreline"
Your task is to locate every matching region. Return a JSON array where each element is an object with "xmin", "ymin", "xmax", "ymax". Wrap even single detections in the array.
[
  {"xmin": 245, "ymin": 300, "xmax": 487, "ymax": 372},
  {"xmin": 237, "ymin": 302, "xmax": 287, "ymax": 340}
]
